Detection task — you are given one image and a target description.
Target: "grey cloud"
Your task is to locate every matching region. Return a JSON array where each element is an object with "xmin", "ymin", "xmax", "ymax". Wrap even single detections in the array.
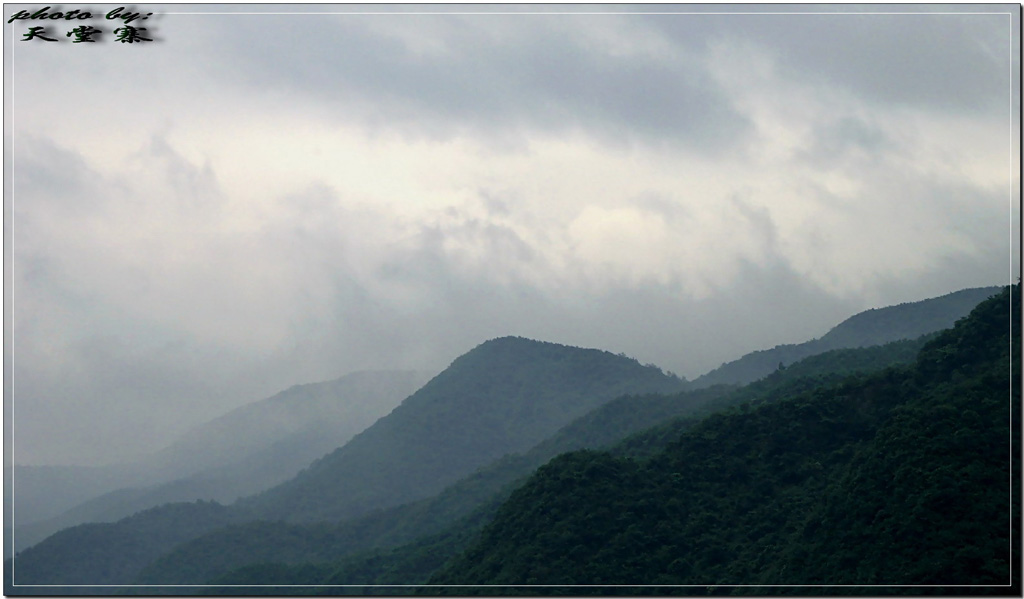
[
  {"xmin": 450, "ymin": 218, "xmax": 537, "ymax": 265},
  {"xmin": 136, "ymin": 136, "xmax": 224, "ymax": 211},
  {"xmin": 797, "ymin": 116, "xmax": 893, "ymax": 167},
  {"xmin": 798, "ymin": 164, "xmax": 1014, "ymax": 295},
  {"xmin": 767, "ymin": 13, "xmax": 1010, "ymax": 114},
  {"xmin": 12, "ymin": 136, "xmax": 109, "ymax": 218},
  {"xmin": 12, "ymin": 143, "xmax": 1012, "ymax": 466},
  {"xmin": 914, "ymin": 181, "xmax": 1016, "ymax": 266},
  {"xmin": 359, "ymin": 195, "xmax": 843, "ymax": 379},
  {"xmin": 376, "ymin": 210, "xmax": 537, "ymax": 294},
  {"xmin": 873, "ymin": 250, "xmax": 1014, "ymax": 309},
  {"xmin": 633, "ymin": 192, "xmax": 693, "ymax": 223},
  {"xmin": 729, "ymin": 193, "xmax": 779, "ymax": 255},
  {"xmin": 554, "ymin": 256, "xmax": 860, "ymax": 379},
  {"xmin": 651, "ymin": 10, "xmax": 1012, "ymax": 114},
  {"xmin": 479, "ymin": 190, "xmax": 512, "ymax": 217},
  {"xmin": 197, "ymin": 13, "xmax": 751, "ymax": 152},
  {"xmin": 10, "ymin": 138, "xmax": 331, "ymax": 464}
]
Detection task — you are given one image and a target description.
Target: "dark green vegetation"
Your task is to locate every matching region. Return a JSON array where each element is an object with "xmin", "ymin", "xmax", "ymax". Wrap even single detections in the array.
[
  {"xmin": 692, "ymin": 286, "xmax": 1000, "ymax": 388},
  {"xmin": 427, "ymin": 285, "xmax": 1017, "ymax": 592}
]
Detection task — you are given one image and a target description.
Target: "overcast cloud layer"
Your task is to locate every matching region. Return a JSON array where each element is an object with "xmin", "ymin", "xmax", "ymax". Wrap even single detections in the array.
[{"xmin": 6, "ymin": 4, "xmax": 1020, "ymax": 466}]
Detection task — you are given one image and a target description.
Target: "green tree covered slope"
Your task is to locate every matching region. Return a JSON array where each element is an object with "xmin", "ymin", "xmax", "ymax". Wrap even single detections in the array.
[
  {"xmin": 183, "ymin": 333, "xmax": 941, "ymax": 591},
  {"xmin": 427, "ymin": 285, "xmax": 1017, "ymax": 593},
  {"xmin": 140, "ymin": 337, "xmax": 932, "ymax": 587}
]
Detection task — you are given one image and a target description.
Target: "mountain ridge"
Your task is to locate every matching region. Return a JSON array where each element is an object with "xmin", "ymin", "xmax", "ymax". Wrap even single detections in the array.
[{"xmin": 691, "ymin": 285, "xmax": 1000, "ymax": 388}]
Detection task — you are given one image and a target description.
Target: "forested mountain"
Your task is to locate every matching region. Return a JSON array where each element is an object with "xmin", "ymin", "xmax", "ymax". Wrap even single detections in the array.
[
  {"xmin": 10, "ymin": 370, "xmax": 424, "ymax": 553},
  {"xmin": 6, "ymin": 337, "xmax": 684, "ymax": 589},
  {"xmin": 692, "ymin": 285, "xmax": 1000, "ymax": 388},
  {"xmin": 134, "ymin": 385, "xmax": 731, "ymax": 586},
  {"xmin": 237, "ymin": 337, "xmax": 687, "ymax": 524},
  {"xmin": 7, "ymin": 287, "xmax": 1013, "ymax": 595},
  {"xmin": 427, "ymin": 285, "xmax": 1017, "ymax": 592},
  {"xmin": 185, "ymin": 335, "xmax": 936, "ymax": 590}
]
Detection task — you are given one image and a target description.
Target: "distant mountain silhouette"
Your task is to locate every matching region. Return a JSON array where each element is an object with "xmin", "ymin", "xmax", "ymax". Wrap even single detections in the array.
[
  {"xmin": 691, "ymin": 286, "xmax": 1000, "ymax": 388},
  {"xmin": 11, "ymin": 370, "xmax": 423, "ymax": 552}
]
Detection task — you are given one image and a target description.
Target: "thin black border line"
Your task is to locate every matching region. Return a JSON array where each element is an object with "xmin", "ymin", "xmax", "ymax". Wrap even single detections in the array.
[{"xmin": 5, "ymin": 3, "xmax": 1019, "ymax": 591}]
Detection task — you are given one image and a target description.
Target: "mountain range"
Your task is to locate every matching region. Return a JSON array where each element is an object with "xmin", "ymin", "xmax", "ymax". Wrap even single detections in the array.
[
  {"xmin": 429, "ymin": 284, "xmax": 1017, "ymax": 590},
  {"xmin": 4, "ymin": 284, "xmax": 1013, "ymax": 595}
]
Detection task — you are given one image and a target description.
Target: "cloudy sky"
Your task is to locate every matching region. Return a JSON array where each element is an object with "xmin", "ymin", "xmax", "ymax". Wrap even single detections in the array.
[{"xmin": 6, "ymin": 3, "xmax": 1019, "ymax": 466}]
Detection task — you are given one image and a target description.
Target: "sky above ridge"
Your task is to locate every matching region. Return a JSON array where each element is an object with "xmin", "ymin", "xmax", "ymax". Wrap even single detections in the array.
[{"xmin": 6, "ymin": 3, "xmax": 1020, "ymax": 466}]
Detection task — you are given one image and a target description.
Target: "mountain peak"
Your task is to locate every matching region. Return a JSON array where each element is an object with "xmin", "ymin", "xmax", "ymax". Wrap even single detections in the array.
[
  {"xmin": 465, "ymin": 335, "xmax": 641, "ymax": 363},
  {"xmin": 476, "ymin": 335, "xmax": 567, "ymax": 349},
  {"xmin": 244, "ymin": 335, "xmax": 686, "ymax": 523}
]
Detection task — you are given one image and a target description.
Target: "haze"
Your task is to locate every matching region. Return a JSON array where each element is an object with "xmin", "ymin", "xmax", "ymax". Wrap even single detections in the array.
[{"xmin": 6, "ymin": 4, "xmax": 1019, "ymax": 466}]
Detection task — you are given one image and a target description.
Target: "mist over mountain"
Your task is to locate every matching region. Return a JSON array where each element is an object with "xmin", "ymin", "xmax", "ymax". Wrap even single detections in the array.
[
  {"xmin": 10, "ymin": 370, "xmax": 425, "ymax": 552},
  {"xmin": 7, "ymin": 4, "xmax": 1016, "ymax": 595},
  {"xmin": 136, "ymin": 336, "xmax": 932, "ymax": 587},
  {"xmin": 9, "ymin": 500, "xmax": 255, "ymax": 591},
  {"xmin": 7, "ymin": 337, "xmax": 685, "ymax": 587},
  {"xmin": 5, "ymin": 464, "xmax": 145, "ymax": 534},
  {"xmin": 143, "ymin": 369, "xmax": 428, "ymax": 481},
  {"xmin": 135, "ymin": 385, "xmax": 731, "ymax": 585},
  {"xmin": 691, "ymin": 286, "xmax": 1000, "ymax": 389},
  {"xmin": 162, "ymin": 290, "xmax": 994, "ymax": 591},
  {"xmin": 5, "ymin": 285, "xmax": 1015, "ymax": 594}
]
